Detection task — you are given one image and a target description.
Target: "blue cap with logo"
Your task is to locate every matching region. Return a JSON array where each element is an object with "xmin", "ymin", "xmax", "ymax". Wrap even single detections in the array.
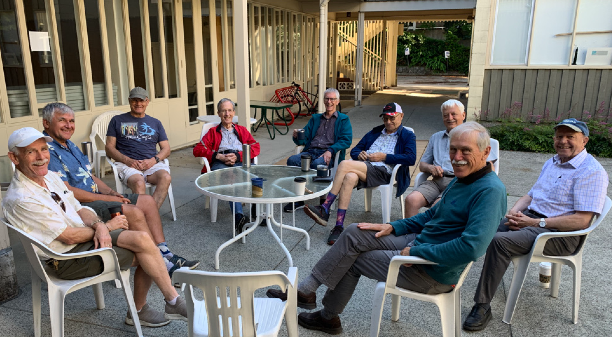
[{"xmin": 554, "ymin": 118, "xmax": 589, "ymax": 137}]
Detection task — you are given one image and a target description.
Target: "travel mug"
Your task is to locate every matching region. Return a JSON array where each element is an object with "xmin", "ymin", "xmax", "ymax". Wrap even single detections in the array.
[
  {"xmin": 294, "ymin": 177, "xmax": 307, "ymax": 196},
  {"xmin": 296, "ymin": 129, "xmax": 306, "ymax": 140},
  {"xmin": 108, "ymin": 205, "xmax": 123, "ymax": 218},
  {"xmin": 539, "ymin": 262, "xmax": 551, "ymax": 288},
  {"xmin": 242, "ymin": 143, "xmax": 251, "ymax": 168},
  {"xmin": 81, "ymin": 141, "xmax": 93, "ymax": 163},
  {"xmin": 301, "ymin": 153, "xmax": 311, "ymax": 172},
  {"xmin": 317, "ymin": 165, "xmax": 329, "ymax": 177},
  {"xmin": 251, "ymin": 177, "xmax": 265, "ymax": 197}
]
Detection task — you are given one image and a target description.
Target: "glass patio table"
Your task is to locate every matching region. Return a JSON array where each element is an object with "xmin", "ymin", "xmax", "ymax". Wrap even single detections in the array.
[{"xmin": 195, "ymin": 165, "xmax": 333, "ymax": 269}]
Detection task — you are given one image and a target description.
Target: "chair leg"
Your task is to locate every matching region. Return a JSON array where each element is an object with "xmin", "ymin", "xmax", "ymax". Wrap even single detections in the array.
[
  {"xmin": 550, "ymin": 262, "xmax": 563, "ymax": 298},
  {"xmin": 502, "ymin": 256, "xmax": 531, "ymax": 324},
  {"xmin": 364, "ymin": 189, "xmax": 372, "ymax": 212},
  {"xmin": 93, "ymin": 283, "xmax": 105, "ymax": 309},
  {"xmin": 211, "ymin": 198, "xmax": 218, "ymax": 222},
  {"xmin": 438, "ymin": 295, "xmax": 455, "ymax": 337},
  {"xmin": 380, "ymin": 190, "xmax": 391, "ymax": 224},
  {"xmin": 120, "ymin": 270, "xmax": 143, "ymax": 336},
  {"xmin": 48, "ymin": 286, "xmax": 66, "ymax": 337},
  {"xmin": 400, "ymin": 194, "xmax": 406, "ymax": 219},
  {"xmin": 167, "ymin": 184, "xmax": 177, "ymax": 221},
  {"xmin": 369, "ymin": 282, "xmax": 386, "ymax": 337},
  {"xmin": 32, "ymin": 272, "xmax": 42, "ymax": 337},
  {"xmin": 455, "ymin": 291, "xmax": 461, "ymax": 337},
  {"xmin": 391, "ymin": 294, "xmax": 401, "ymax": 321},
  {"xmin": 571, "ymin": 261, "xmax": 582, "ymax": 324}
]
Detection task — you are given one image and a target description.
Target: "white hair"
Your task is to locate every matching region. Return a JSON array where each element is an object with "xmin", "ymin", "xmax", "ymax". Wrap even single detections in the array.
[
  {"xmin": 448, "ymin": 121, "xmax": 490, "ymax": 151},
  {"xmin": 441, "ymin": 99, "xmax": 464, "ymax": 113}
]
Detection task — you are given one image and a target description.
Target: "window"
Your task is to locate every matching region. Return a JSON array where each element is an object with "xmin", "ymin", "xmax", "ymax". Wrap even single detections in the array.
[{"xmin": 491, "ymin": 0, "xmax": 533, "ymax": 65}]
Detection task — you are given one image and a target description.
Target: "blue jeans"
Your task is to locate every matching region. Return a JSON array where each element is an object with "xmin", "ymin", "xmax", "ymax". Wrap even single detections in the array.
[
  {"xmin": 286, "ymin": 148, "xmax": 332, "ymax": 169},
  {"xmin": 210, "ymin": 161, "xmax": 243, "ymax": 215}
]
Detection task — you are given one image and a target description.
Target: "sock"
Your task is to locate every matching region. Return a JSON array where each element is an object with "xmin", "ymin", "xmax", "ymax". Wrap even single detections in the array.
[
  {"xmin": 321, "ymin": 308, "xmax": 339, "ymax": 320},
  {"xmin": 162, "ymin": 257, "xmax": 174, "ymax": 271},
  {"xmin": 321, "ymin": 192, "xmax": 337, "ymax": 213},
  {"xmin": 335, "ymin": 209, "xmax": 347, "ymax": 227},
  {"xmin": 158, "ymin": 242, "xmax": 173, "ymax": 258},
  {"xmin": 166, "ymin": 295, "xmax": 179, "ymax": 305},
  {"xmin": 298, "ymin": 274, "xmax": 322, "ymax": 294}
]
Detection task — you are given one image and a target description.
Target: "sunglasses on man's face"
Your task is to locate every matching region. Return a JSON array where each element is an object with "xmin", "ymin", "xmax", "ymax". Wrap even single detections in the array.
[{"xmin": 50, "ymin": 192, "xmax": 66, "ymax": 212}]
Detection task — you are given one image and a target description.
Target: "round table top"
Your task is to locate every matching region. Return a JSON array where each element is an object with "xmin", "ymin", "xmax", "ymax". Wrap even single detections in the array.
[{"xmin": 195, "ymin": 165, "xmax": 332, "ymax": 203}]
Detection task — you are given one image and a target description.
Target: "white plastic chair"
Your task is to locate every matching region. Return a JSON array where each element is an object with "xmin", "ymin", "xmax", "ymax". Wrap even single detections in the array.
[
  {"xmin": 106, "ymin": 157, "xmax": 177, "ymax": 221},
  {"xmin": 172, "ymin": 266, "xmax": 299, "ymax": 337},
  {"xmin": 364, "ymin": 126, "xmax": 415, "ymax": 223},
  {"xmin": 89, "ymin": 111, "xmax": 122, "ymax": 178},
  {"xmin": 1, "ymin": 218, "xmax": 143, "ymax": 337},
  {"xmin": 502, "ymin": 196, "xmax": 612, "ymax": 325},
  {"xmin": 408, "ymin": 138, "xmax": 500, "ymax": 216},
  {"xmin": 370, "ymin": 256, "xmax": 473, "ymax": 337},
  {"xmin": 198, "ymin": 122, "xmax": 258, "ymax": 222}
]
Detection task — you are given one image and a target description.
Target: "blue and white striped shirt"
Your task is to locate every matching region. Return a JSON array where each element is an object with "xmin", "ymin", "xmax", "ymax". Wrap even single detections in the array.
[{"xmin": 528, "ymin": 149, "xmax": 608, "ymax": 217}]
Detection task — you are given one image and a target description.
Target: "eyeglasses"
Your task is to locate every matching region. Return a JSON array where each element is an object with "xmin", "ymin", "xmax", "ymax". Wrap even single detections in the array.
[
  {"xmin": 50, "ymin": 192, "xmax": 66, "ymax": 212},
  {"xmin": 382, "ymin": 115, "xmax": 398, "ymax": 122},
  {"xmin": 323, "ymin": 97, "xmax": 337, "ymax": 101}
]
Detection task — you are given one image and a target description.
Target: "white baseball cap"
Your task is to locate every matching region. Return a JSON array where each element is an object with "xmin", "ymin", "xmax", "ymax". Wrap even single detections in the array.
[{"xmin": 8, "ymin": 127, "xmax": 52, "ymax": 151}]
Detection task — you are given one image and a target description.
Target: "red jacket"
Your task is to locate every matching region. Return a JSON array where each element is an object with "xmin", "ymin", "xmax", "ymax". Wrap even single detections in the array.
[{"xmin": 193, "ymin": 123, "xmax": 260, "ymax": 173}]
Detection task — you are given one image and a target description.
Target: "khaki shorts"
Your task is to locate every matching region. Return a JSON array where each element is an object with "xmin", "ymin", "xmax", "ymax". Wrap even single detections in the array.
[
  {"xmin": 414, "ymin": 175, "xmax": 454, "ymax": 205},
  {"xmin": 115, "ymin": 161, "xmax": 170, "ymax": 185},
  {"xmin": 51, "ymin": 229, "xmax": 134, "ymax": 280}
]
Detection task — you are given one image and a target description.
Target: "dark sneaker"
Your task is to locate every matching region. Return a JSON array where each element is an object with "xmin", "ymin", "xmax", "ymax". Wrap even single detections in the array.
[
  {"xmin": 463, "ymin": 304, "xmax": 492, "ymax": 331},
  {"xmin": 298, "ymin": 311, "xmax": 343, "ymax": 335},
  {"xmin": 327, "ymin": 226, "xmax": 344, "ymax": 245},
  {"xmin": 235, "ymin": 214, "xmax": 248, "ymax": 234},
  {"xmin": 168, "ymin": 254, "xmax": 200, "ymax": 270},
  {"xmin": 283, "ymin": 201, "xmax": 305, "ymax": 213},
  {"xmin": 165, "ymin": 296, "xmax": 188, "ymax": 321},
  {"xmin": 304, "ymin": 205, "xmax": 330, "ymax": 226},
  {"xmin": 266, "ymin": 288, "xmax": 317, "ymax": 310},
  {"xmin": 126, "ymin": 303, "xmax": 170, "ymax": 327}
]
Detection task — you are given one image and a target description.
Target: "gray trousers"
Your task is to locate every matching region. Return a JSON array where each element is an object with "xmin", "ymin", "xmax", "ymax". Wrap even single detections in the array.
[
  {"xmin": 473, "ymin": 211, "xmax": 580, "ymax": 304},
  {"xmin": 312, "ymin": 223, "xmax": 454, "ymax": 316}
]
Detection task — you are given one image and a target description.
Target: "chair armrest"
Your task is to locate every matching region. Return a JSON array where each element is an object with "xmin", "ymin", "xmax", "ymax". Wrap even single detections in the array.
[
  {"xmin": 531, "ymin": 228, "xmax": 591, "ymax": 257},
  {"xmin": 386, "ymin": 255, "xmax": 436, "ymax": 287},
  {"xmin": 295, "ymin": 145, "xmax": 304, "ymax": 155},
  {"xmin": 286, "ymin": 266, "xmax": 298, "ymax": 288},
  {"xmin": 414, "ymin": 172, "xmax": 430, "ymax": 189},
  {"xmin": 389, "ymin": 164, "xmax": 403, "ymax": 185}
]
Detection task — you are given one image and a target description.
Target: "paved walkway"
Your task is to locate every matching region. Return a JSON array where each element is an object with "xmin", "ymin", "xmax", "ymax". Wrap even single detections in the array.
[{"xmin": 1, "ymin": 77, "xmax": 611, "ymax": 336}]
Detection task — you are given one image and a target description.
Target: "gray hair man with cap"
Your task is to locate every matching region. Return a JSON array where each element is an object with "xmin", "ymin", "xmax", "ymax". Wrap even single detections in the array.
[
  {"xmin": 463, "ymin": 118, "xmax": 609, "ymax": 331},
  {"xmin": 105, "ymin": 87, "xmax": 172, "ymax": 210},
  {"xmin": 3, "ymin": 127, "xmax": 188, "ymax": 327},
  {"xmin": 303, "ymin": 102, "xmax": 416, "ymax": 245}
]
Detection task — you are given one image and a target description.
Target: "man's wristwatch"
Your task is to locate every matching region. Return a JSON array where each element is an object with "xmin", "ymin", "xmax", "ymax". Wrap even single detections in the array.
[
  {"xmin": 154, "ymin": 156, "xmax": 160, "ymax": 163},
  {"xmin": 539, "ymin": 218, "xmax": 546, "ymax": 228}
]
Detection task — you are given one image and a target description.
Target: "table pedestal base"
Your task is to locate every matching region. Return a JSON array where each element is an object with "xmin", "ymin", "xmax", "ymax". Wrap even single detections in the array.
[{"xmin": 214, "ymin": 203, "xmax": 310, "ymax": 270}]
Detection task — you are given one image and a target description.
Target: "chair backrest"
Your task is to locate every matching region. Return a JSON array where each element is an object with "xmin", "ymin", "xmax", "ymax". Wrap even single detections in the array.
[
  {"xmin": 89, "ymin": 111, "xmax": 122, "ymax": 154},
  {"xmin": 574, "ymin": 196, "xmax": 612, "ymax": 252},
  {"xmin": 2, "ymin": 218, "xmax": 53, "ymax": 284},
  {"xmin": 199, "ymin": 123, "xmax": 219, "ymax": 165},
  {"xmin": 488, "ymin": 138, "xmax": 500, "ymax": 174},
  {"xmin": 173, "ymin": 268, "xmax": 294, "ymax": 337}
]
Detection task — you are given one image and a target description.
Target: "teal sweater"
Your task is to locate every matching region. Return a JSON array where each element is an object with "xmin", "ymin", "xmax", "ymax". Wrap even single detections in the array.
[
  {"xmin": 391, "ymin": 166, "xmax": 507, "ymax": 285},
  {"xmin": 293, "ymin": 112, "xmax": 352, "ymax": 162}
]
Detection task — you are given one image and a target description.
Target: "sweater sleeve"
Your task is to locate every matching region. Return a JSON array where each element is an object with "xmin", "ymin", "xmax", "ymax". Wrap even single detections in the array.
[
  {"xmin": 390, "ymin": 203, "xmax": 437, "ymax": 235},
  {"xmin": 329, "ymin": 116, "xmax": 353, "ymax": 155},
  {"xmin": 409, "ymin": 185, "xmax": 506, "ymax": 265}
]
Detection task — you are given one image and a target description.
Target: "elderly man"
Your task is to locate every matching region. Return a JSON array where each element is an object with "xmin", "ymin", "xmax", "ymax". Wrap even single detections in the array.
[
  {"xmin": 304, "ymin": 102, "xmax": 416, "ymax": 245},
  {"xmin": 42, "ymin": 103, "xmax": 199, "ymax": 275},
  {"xmin": 404, "ymin": 99, "xmax": 465, "ymax": 218},
  {"xmin": 106, "ymin": 87, "xmax": 172, "ymax": 209},
  {"xmin": 3, "ymin": 127, "xmax": 188, "ymax": 327},
  {"xmin": 463, "ymin": 118, "xmax": 609, "ymax": 331},
  {"xmin": 267, "ymin": 122, "xmax": 507, "ymax": 334},
  {"xmin": 284, "ymin": 88, "xmax": 352, "ymax": 213},
  {"xmin": 193, "ymin": 98, "xmax": 260, "ymax": 232}
]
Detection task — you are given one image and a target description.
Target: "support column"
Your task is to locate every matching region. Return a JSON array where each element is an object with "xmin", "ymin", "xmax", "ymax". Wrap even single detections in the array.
[
  {"xmin": 318, "ymin": 0, "xmax": 330, "ymax": 114},
  {"xmin": 466, "ymin": 2, "xmax": 492, "ymax": 120},
  {"xmin": 355, "ymin": 12, "xmax": 365, "ymax": 107},
  {"xmin": 234, "ymin": 0, "xmax": 251, "ymax": 128}
]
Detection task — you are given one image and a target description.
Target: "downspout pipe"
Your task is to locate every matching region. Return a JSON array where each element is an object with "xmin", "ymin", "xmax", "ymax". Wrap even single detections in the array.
[{"xmin": 318, "ymin": 0, "xmax": 330, "ymax": 114}]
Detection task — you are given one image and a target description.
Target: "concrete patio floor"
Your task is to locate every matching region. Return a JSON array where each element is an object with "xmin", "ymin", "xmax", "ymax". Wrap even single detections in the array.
[{"xmin": 1, "ymin": 77, "xmax": 611, "ymax": 336}]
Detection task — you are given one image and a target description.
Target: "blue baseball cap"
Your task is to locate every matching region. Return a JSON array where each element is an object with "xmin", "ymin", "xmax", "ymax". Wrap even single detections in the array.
[{"xmin": 554, "ymin": 118, "xmax": 589, "ymax": 137}]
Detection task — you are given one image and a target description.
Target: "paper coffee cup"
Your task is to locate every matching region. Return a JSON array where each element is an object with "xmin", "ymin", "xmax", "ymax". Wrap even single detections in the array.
[
  {"xmin": 294, "ymin": 177, "xmax": 307, "ymax": 196},
  {"xmin": 539, "ymin": 262, "xmax": 551, "ymax": 288}
]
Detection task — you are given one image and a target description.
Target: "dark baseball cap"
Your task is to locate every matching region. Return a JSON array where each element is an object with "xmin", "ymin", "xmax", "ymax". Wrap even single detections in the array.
[
  {"xmin": 554, "ymin": 118, "xmax": 589, "ymax": 137},
  {"xmin": 379, "ymin": 102, "xmax": 403, "ymax": 117}
]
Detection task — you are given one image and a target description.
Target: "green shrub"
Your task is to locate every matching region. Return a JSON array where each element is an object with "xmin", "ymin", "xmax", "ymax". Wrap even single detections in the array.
[{"xmin": 479, "ymin": 103, "xmax": 612, "ymax": 158}]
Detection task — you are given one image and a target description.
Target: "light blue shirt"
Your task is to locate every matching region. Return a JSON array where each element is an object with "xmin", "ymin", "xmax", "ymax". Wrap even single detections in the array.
[
  {"xmin": 367, "ymin": 128, "xmax": 399, "ymax": 173},
  {"xmin": 420, "ymin": 130, "xmax": 454, "ymax": 174},
  {"xmin": 218, "ymin": 125, "xmax": 243, "ymax": 152},
  {"xmin": 527, "ymin": 149, "xmax": 608, "ymax": 217}
]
